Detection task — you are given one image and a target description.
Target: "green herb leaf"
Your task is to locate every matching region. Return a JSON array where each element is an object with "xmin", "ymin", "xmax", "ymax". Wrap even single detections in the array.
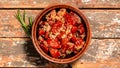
[
  {"xmin": 15, "ymin": 9, "xmax": 33, "ymax": 38},
  {"xmin": 28, "ymin": 16, "xmax": 33, "ymax": 27},
  {"xmin": 23, "ymin": 10, "xmax": 26, "ymax": 22}
]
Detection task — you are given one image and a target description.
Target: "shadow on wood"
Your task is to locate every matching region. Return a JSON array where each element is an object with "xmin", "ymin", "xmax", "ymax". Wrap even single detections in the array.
[
  {"xmin": 23, "ymin": 39, "xmax": 72, "ymax": 68},
  {"xmin": 23, "ymin": 39, "xmax": 48, "ymax": 67}
]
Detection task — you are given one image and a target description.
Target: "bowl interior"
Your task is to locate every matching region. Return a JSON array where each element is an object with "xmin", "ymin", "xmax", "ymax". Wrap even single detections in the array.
[{"xmin": 32, "ymin": 4, "xmax": 91, "ymax": 63}]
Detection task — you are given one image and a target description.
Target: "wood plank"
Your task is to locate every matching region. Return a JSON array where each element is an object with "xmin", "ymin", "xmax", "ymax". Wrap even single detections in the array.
[
  {"xmin": 0, "ymin": 10, "xmax": 39, "ymax": 37},
  {"xmin": 0, "ymin": 38, "xmax": 119, "ymax": 67},
  {"xmin": 0, "ymin": 38, "xmax": 48, "ymax": 67},
  {"xmin": 0, "ymin": 10, "xmax": 120, "ymax": 38},
  {"xmin": 0, "ymin": 0, "xmax": 120, "ymax": 8},
  {"xmin": 72, "ymin": 62, "xmax": 120, "ymax": 68}
]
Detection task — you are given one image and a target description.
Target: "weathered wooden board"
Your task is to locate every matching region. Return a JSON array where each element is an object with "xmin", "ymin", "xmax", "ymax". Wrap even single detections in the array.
[
  {"xmin": 0, "ymin": 10, "xmax": 120, "ymax": 38},
  {"xmin": 0, "ymin": 0, "xmax": 120, "ymax": 8},
  {"xmin": 72, "ymin": 62, "xmax": 120, "ymax": 68},
  {"xmin": 0, "ymin": 38, "xmax": 119, "ymax": 67},
  {"xmin": 0, "ymin": 0, "xmax": 120, "ymax": 68}
]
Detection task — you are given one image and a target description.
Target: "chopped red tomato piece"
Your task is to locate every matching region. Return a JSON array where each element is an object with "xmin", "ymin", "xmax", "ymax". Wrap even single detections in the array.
[
  {"xmin": 75, "ymin": 38, "xmax": 83, "ymax": 51},
  {"xmin": 48, "ymin": 21, "xmax": 54, "ymax": 26},
  {"xmin": 61, "ymin": 46, "xmax": 67, "ymax": 54},
  {"xmin": 49, "ymin": 48, "xmax": 60, "ymax": 58},
  {"xmin": 71, "ymin": 36, "xmax": 77, "ymax": 43},
  {"xmin": 47, "ymin": 39, "xmax": 61, "ymax": 49},
  {"xmin": 55, "ymin": 21, "xmax": 62, "ymax": 27},
  {"xmin": 40, "ymin": 44, "xmax": 48, "ymax": 53},
  {"xmin": 38, "ymin": 36, "xmax": 44, "ymax": 42},
  {"xmin": 57, "ymin": 34, "xmax": 62, "ymax": 40},
  {"xmin": 71, "ymin": 26, "xmax": 78, "ymax": 33},
  {"xmin": 51, "ymin": 21, "xmax": 62, "ymax": 33},
  {"xmin": 78, "ymin": 24, "xmax": 85, "ymax": 34},
  {"xmin": 45, "ymin": 32, "xmax": 49, "ymax": 39},
  {"xmin": 70, "ymin": 12, "xmax": 80, "ymax": 24},
  {"xmin": 57, "ymin": 32, "xmax": 65, "ymax": 40},
  {"xmin": 61, "ymin": 38, "xmax": 69, "ymax": 45},
  {"xmin": 75, "ymin": 38, "xmax": 83, "ymax": 45},
  {"xmin": 39, "ymin": 30, "xmax": 45, "ymax": 35},
  {"xmin": 64, "ymin": 13, "xmax": 75, "ymax": 25},
  {"xmin": 67, "ymin": 43, "xmax": 74, "ymax": 51}
]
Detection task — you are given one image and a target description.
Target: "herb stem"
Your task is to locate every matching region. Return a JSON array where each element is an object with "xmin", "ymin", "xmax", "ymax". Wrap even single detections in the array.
[{"xmin": 15, "ymin": 9, "xmax": 33, "ymax": 38}]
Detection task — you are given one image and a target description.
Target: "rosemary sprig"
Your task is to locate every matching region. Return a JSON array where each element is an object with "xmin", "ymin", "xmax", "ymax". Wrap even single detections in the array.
[{"xmin": 15, "ymin": 10, "xmax": 33, "ymax": 38}]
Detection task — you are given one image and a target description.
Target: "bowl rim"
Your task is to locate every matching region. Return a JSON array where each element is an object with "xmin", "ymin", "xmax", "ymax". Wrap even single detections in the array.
[{"xmin": 32, "ymin": 4, "xmax": 91, "ymax": 64}]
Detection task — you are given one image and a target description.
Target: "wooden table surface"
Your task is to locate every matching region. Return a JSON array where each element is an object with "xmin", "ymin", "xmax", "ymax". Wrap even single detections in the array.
[{"xmin": 0, "ymin": 0, "xmax": 120, "ymax": 68}]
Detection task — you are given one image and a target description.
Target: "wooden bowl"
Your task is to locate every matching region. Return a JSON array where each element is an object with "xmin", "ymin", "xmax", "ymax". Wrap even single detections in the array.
[{"xmin": 32, "ymin": 4, "xmax": 91, "ymax": 63}]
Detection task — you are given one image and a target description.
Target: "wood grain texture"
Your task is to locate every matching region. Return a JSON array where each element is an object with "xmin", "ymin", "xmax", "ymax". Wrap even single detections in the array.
[
  {"xmin": 0, "ymin": 10, "xmax": 120, "ymax": 38},
  {"xmin": 0, "ymin": 0, "xmax": 120, "ymax": 8},
  {"xmin": 72, "ymin": 62, "xmax": 120, "ymax": 68},
  {"xmin": 0, "ymin": 0, "xmax": 120, "ymax": 67},
  {"xmin": 0, "ymin": 38, "xmax": 119, "ymax": 67}
]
